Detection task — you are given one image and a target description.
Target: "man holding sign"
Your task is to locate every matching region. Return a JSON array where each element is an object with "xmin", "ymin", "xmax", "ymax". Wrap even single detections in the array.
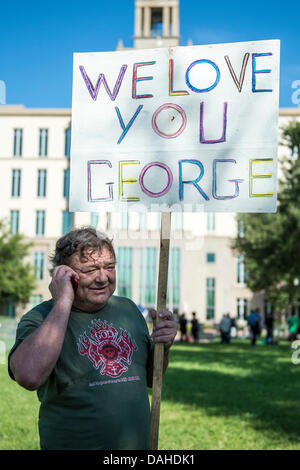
[{"xmin": 8, "ymin": 227, "xmax": 177, "ymax": 450}]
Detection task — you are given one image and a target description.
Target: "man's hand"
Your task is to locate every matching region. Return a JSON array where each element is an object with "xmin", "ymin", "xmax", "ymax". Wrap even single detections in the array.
[
  {"xmin": 146, "ymin": 309, "xmax": 177, "ymax": 387},
  {"xmin": 10, "ymin": 265, "xmax": 79, "ymax": 391},
  {"xmin": 49, "ymin": 265, "xmax": 79, "ymax": 308},
  {"xmin": 149, "ymin": 309, "xmax": 177, "ymax": 349}
]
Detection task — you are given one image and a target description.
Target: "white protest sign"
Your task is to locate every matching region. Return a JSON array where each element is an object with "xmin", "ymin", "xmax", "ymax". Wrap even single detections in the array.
[{"xmin": 69, "ymin": 39, "xmax": 280, "ymax": 213}]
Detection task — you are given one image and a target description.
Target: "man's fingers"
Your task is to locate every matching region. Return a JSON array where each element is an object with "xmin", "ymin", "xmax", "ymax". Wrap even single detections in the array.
[
  {"xmin": 52, "ymin": 265, "xmax": 78, "ymax": 281},
  {"xmin": 158, "ymin": 310, "xmax": 173, "ymax": 320}
]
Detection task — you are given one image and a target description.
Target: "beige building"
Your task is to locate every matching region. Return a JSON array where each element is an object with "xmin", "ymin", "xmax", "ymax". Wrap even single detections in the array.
[{"xmin": 0, "ymin": 0, "xmax": 299, "ymax": 324}]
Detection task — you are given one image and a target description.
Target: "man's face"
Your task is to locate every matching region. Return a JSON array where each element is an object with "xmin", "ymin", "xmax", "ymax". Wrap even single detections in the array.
[{"xmin": 69, "ymin": 246, "xmax": 116, "ymax": 311}]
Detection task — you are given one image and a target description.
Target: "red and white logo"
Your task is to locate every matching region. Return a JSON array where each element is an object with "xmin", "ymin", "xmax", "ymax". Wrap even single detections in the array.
[{"xmin": 77, "ymin": 320, "xmax": 138, "ymax": 378}]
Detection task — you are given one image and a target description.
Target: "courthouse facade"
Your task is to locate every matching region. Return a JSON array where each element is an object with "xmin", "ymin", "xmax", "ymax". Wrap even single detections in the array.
[{"xmin": 0, "ymin": 0, "xmax": 299, "ymax": 322}]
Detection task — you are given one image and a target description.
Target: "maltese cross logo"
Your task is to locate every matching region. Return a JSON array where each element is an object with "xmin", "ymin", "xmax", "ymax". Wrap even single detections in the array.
[{"xmin": 77, "ymin": 320, "xmax": 138, "ymax": 378}]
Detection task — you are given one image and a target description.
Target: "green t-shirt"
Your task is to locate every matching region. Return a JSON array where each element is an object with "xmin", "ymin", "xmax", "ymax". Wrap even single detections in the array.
[
  {"xmin": 8, "ymin": 295, "xmax": 153, "ymax": 450},
  {"xmin": 288, "ymin": 316, "xmax": 299, "ymax": 333}
]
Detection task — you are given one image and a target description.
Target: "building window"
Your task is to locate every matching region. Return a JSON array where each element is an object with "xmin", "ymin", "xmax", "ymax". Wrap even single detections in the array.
[
  {"xmin": 10, "ymin": 210, "xmax": 19, "ymax": 234},
  {"xmin": 207, "ymin": 253, "xmax": 215, "ymax": 263},
  {"xmin": 121, "ymin": 213, "xmax": 129, "ymax": 230},
  {"xmin": 155, "ymin": 213, "xmax": 161, "ymax": 231},
  {"xmin": 117, "ymin": 248, "xmax": 132, "ymax": 298},
  {"xmin": 37, "ymin": 169, "xmax": 47, "ymax": 197},
  {"xmin": 11, "ymin": 169, "xmax": 21, "ymax": 197},
  {"xmin": 237, "ymin": 298, "xmax": 248, "ymax": 320},
  {"xmin": 90, "ymin": 212, "xmax": 98, "ymax": 228},
  {"xmin": 237, "ymin": 217, "xmax": 244, "ymax": 238},
  {"xmin": 291, "ymin": 146, "xmax": 299, "ymax": 159},
  {"xmin": 140, "ymin": 248, "xmax": 157, "ymax": 307},
  {"xmin": 36, "ymin": 210, "xmax": 45, "ymax": 236},
  {"xmin": 139, "ymin": 212, "xmax": 147, "ymax": 230},
  {"xmin": 63, "ymin": 169, "xmax": 70, "ymax": 198},
  {"xmin": 65, "ymin": 127, "xmax": 71, "ymax": 157},
  {"xmin": 207, "ymin": 213, "xmax": 216, "ymax": 232},
  {"xmin": 34, "ymin": 252, "xmax": 44, "ymax": 280},
  {"xmin": 13, "ymin": 129, "xmax": 23, "ymax": 157},
  {"xmin": 62, "ymin": 211, "xmax": 73, "ymax": 235},
  {"xmin": 206, "ymin": 278, "xmax": 215, "ymax": 320},
  {"xmin": 167, "ymin": 248, "xmax": 180, "ymax": 308},
  {"xmin": 31, "ymin": 294, "xmax": 43, "ymax": 308},
  {"xmin": 236, "ymin": 255, "xmax": 247, "ymax": 284},
  {"xmin": 4, "ymin": 301, "xmax": 16, "ymax": 317},
  {"xmin": 39, "ymin": 129, "xmax": 48, "ymax": 157},
  {"xmin": 172, "ymin": 212, "xmax": 183, "ymax": 231},
  {"xmin": 151, "ymin": 8, "xmax": 163, "ymax": 37}
]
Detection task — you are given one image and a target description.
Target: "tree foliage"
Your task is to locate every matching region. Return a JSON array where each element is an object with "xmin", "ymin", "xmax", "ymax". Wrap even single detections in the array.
[
  {"xmin": 0, "ymin": 220, "xmax": 36, "ymax": 304},
  {"xmin": 233, "ymin": 120, "xmax": 300, "ymax": 314}
]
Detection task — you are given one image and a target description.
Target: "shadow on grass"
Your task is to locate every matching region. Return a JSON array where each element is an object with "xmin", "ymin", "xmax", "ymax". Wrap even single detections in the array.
[{"xmin": 162, "ymin": 340, "xmax": 300, "ymax": 442}]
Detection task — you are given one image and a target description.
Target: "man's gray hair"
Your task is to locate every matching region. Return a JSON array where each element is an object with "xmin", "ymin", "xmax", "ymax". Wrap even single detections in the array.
[{"xmin": 50, "ymin": 227, "xmax": 116, "ymax": 273}]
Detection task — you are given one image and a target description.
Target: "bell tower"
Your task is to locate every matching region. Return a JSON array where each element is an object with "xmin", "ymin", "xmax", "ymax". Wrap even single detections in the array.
[{"xmin": 133, "ymin": 0, "xmax": 180, "ymax": 49}]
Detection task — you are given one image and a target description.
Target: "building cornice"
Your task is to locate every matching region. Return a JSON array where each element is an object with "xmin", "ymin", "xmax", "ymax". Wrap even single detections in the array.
[
  {"xmin": 279, "ymin": 107, "xmax": 300, "ymax": 116},
  {"xmin": 0, "ymin": 105, "xmax": 71, "ymax": 116},
  {"xmin": 0, "ymin": 105, "xmax": 299, "ymax": 117}
]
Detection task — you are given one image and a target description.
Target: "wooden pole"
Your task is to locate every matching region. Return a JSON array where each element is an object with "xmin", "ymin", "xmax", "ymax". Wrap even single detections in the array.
[{"xmin": 149, "ymin": 211, "xmax": 172, "ymax": 450}]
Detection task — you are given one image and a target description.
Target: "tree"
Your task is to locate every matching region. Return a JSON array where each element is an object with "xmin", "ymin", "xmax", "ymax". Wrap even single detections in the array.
[
  {"xmin": 0, "ymin": 220, "xmax": 36, "ymax": 312},
  {"xmin": 233, "ymin": 120, "xmax": 300, "ymax": 317}
]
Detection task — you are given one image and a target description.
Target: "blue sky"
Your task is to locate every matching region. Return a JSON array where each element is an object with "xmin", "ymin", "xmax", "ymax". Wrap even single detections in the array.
[{"xmin": 0, "ymin": 0, "xmax": 299, "ymax": 108}]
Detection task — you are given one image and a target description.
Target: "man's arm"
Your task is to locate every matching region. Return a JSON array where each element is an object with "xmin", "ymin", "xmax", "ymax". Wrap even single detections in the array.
[
  {"xmin": 9, "ymin": 265, "xmax": 78, "ymax": 391},
  {"xmin": 147, "ymin": 310, "xmax": 177, "ymax": 388}
]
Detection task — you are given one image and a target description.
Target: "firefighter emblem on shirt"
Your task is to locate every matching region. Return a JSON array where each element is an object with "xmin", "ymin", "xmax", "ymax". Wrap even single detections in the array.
[{"xmin": 77, "ymin": 320, "xmax": 138, "ymax": 378}]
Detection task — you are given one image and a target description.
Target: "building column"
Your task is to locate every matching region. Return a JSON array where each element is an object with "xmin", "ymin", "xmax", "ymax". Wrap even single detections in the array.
[
  {"xmin": 172, "ymin": 5, "xmax": 179, "ymax": 37},
  {"xmin": 135, "ymin": 6, "xmax": 142, "ymax": 37},
  {"xmin": 144, "ymin": 6, "xmax": 151, "ymax": 37},
  {"xmin": 163, "ymin": 6, "xmax": 170, "ymax": 37}
]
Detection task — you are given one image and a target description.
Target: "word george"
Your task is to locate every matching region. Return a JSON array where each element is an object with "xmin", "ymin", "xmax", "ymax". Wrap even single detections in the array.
[
  {"xmin": 80, "ymin": 53, "xmax": 273, "ymax": 102},
  {"xmin": 88, "ymin": 158, "xmax": 274, "ymax": 203},
  {"xmin": 291, "ymin": 80, "xmax": 300, "ymax": 105}
]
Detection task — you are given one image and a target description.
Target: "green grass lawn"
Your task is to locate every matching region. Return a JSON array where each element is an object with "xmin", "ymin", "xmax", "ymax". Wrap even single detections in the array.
[{"xmin": 1, "ymin": 339, "xmax": 299, "ymax": 450}]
